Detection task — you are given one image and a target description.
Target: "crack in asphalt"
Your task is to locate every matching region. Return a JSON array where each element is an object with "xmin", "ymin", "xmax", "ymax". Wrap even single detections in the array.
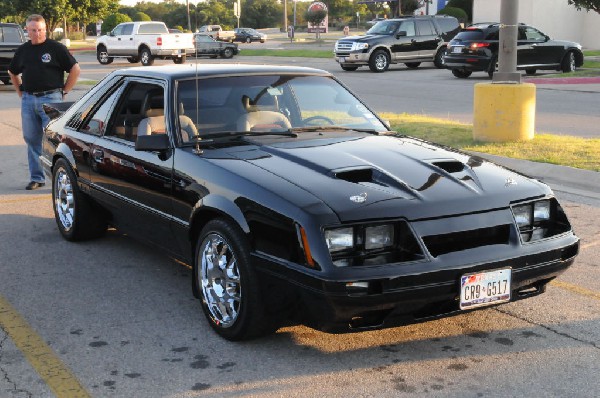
[
  {"xmin": 0, "ymin": 331, "xmax": 34, "ymax": 398},
  {"xmin": 494, "ymin": 307, "xmax": 600, "ymax": 350}
]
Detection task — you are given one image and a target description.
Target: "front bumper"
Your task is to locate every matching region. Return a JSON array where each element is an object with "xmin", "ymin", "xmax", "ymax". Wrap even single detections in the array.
[
  {"xmin": 255, "ymin": 234, "xmax": 579, "ymax": 333},
  {"xmin": 334, "ymin": 51, "xmax": 370, "ymax": 66}
]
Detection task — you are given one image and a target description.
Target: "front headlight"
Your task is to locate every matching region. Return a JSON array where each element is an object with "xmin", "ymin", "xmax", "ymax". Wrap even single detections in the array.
[
  {"xmin": 325, "ymin": 227, "xmax": 353, "ymax": 252},
  {"xmin": 365, "ymin": 224, "xmax": 394, "ymax": 250},
  {"xmin": 352, "ymin": 42, "xmax": 369, "ymax": 51},
  {"xmin": 534, "ymin": 200, "xmax": 551, "ymax": 221},
  {"xmin": 512, "ymin": 204, "xmax": 532, "ymax": 228},
  {"xmin": 511, "ymin": 199, "xmax": 567, "ymax": 243}
]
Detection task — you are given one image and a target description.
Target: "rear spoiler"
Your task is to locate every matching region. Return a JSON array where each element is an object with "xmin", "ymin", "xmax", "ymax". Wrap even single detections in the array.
[{"xmin": 42, "ymin": 101, "xmax": 75, "ymax": 120}]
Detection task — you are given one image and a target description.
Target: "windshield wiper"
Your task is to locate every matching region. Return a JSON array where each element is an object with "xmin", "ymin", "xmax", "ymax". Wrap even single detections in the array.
[
  {"xmin": 183, "ymin": 130, "xmax": 298, "ymax": 146},
  {"xmin": 289, "ymin": 126, "xmax": 381, "ymax": 135}
]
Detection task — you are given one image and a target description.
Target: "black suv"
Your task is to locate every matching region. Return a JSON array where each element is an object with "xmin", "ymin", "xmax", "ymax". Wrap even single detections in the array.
[
  {"xmin": 334, "ymin": 15, "xmax": 460, "ymax": 73},
  {"xmin": 0, "ymin": 23, "xmax": 26, "ymax": 84},
  {"xmin": 443, "ymin": 23, "xmax": 584, "ymax": 78}
]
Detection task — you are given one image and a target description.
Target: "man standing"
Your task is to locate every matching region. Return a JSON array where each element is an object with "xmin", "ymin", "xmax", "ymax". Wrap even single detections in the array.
[{"xmin": 8, "ymin": 14, "xmax": 80, "ymax": 190}]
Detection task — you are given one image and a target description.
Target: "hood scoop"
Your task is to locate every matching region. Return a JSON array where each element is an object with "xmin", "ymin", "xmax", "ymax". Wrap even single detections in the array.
[
  {"xmin": 333, "ymin": 167, "xmax": 420, "ymax": 199},
  {"xmin": 432, "ymin": 160, "xmax": 465, "ymax": 174}
]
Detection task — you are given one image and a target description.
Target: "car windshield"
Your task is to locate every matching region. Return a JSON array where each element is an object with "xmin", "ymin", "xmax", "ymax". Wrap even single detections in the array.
[{"xmin": 175, "ymin": 74, "xmax": 388, "ymax": 142}]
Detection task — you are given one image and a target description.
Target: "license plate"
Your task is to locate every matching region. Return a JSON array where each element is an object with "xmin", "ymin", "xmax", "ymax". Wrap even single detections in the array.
[
  {"xmin": 338, "ymin": 57, "xmax": 346, "ymax": 63},
  {"xmin": 460, "ymin": 268, "xmax": 511, "ymax": 310},
  {"xmin": 452, "ymin": 46, "xmax": 463, "ymax": 53}
]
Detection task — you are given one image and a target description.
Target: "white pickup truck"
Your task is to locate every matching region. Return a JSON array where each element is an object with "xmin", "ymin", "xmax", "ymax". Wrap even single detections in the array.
[
  {"xmin": 96, "ymin": 21, "xmax": 195, "ymax": 66},
  {"xmin": 198, "ymin": 25, "xmax": 236, "ymax": 42}
]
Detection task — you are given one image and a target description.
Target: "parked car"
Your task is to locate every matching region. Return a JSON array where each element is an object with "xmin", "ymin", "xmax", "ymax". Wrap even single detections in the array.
[
  {"xmin": 192, "ymin": 33, "xmax": 239, "ymax": 58},
  {"xmin": 233, "ymin": 28, "xmax": 266, "ymax": 43},
  {"xmin": 198, "ymin": 24, "xmax": 236, "ymax": 42},
  {"xmin": 334, "ymin": 15, "xmax": 460, "ymax": 72},
  {"xmin": 95, "ymin": 21, "xmax": 194, "ymax": 66},
  {"xmin": 0, "ymin": 23, "xmax": 27, "ymax": 84},
  {"xmin": 41, "ymin": 64, "xmax": 579, "ymax": 341},
  {"xmin": 443, "ymin": 23, "xmax": 585, "ymax": 78}
]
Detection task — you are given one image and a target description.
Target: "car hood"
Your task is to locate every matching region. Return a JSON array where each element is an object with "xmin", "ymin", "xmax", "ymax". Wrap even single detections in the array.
[
  {"xmin": 340, "ymin": 34, "xmax": 389, "ymax": 42},
  {"xmin": 226, "ymin": 134, "xmax": 550, "ymax": 222}
]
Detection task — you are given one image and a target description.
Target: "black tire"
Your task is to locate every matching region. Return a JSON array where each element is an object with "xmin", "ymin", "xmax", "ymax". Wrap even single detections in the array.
[
  {"xmin": 96, "ymin": 46, "xmax": 113, "ymax": 65},
  {"xmin": 221, "ymin": 47, "xmax": 234, "ymax": 59},
  {"xmin": 340, "ymin": 64, "xmax": 359, "ymax": 71},
  {"xmin": 369, "ymin": 49, "xmax": 390, "ymax": 73},
  {"xmin": 434, "ymin": 47, "xmax": 446, "ymax": 68},
  {"xmin": 173, "ymin": 55, "xmax": 186, "ymax": 64},
  {"xmin": 561, "ymin": 51, "xmax": 575, "ymax": 73},
  {"xmin": 126, "ymin": 56, "xmax": 139, "ymax": 63},
  {"xmin": 451, "ymin": 69, "xmax": 472, "ymax": 78},
  {"xmin": 194, "ymin": 219, "xmax": 273, "ymax": 340},
  {"xmin": 404, "ymin": 62, "xmax": 421, "ymax": 69},
  {"xmin": 245, "ymin": 36, "xmax": 251, "ymax": 43},
  {"xmin": 525, "ymin": 69, "xmax": 537, "ymax": 76},
  {"xmin": 487, "ymin": 54, "xmax": 498, "ymax": 78},
  {"xmin": 52, "ymin": 158, "xmax": 107, "ymax": 241},
  {"xmin": 139, "ymin": 47, "xmax": 154, "ymax": 66}
]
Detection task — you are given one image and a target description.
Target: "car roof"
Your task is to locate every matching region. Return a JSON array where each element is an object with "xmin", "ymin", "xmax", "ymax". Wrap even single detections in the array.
[{"xmin": 110, "ymin": 64, "xmax": 331, "ymax": 81}]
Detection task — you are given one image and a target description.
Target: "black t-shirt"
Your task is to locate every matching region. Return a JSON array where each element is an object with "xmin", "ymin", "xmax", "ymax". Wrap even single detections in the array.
[{"xmin": 9, "ymin": 39, "xmax": 78, "ymax": 92}]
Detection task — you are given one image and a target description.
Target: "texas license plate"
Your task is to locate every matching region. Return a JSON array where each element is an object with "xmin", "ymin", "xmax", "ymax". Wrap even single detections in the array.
[
  {"xmin": 460, "ymin": 268, "xmax": 511, "ymax": 310},
  {"xmin": 452, "ymin": 46, "xmax": 463, "ymax": 53}
]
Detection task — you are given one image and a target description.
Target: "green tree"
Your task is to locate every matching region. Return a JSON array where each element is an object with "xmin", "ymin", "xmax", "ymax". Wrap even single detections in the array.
[
  {"xmin": 568, "ymin": 0, "xmax": 600, "ymax": 13},
  {"xmin": 438, "ymin": 6, "xmax": 468, "ymax": 24},
  {"xmin": 305, "ymin": 8, "xmax": 327, "ymax": 39},
  {"xmin": 240, "ymin": 0, "xmax": 282, "ymax": 28},
  {"xmin": 133, "ymin": 11, "xmax": 151, "ymax": 21},
  {"xmin": 447, "ymin": 0, "xmax": 473, "ymax": 21},
  {"xmin": 102, "ymin": 12, "xmax": 132, "ymax": 33}
]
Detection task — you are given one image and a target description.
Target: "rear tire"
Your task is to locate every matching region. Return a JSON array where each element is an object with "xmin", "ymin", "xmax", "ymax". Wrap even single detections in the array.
[
  {"xmin": 525, "ymin": 69, "xmax": 537, "ymax": 76},
  {"xmin": 52, "ymin": 158, "xmax": 107, "ymax": 241},
  {"xmin": 369, "ymin": 49, "xmax": 390, "ymax": 73},
  {"xmin": 561, "ymin": 51, "xmax": 575, "ymax": 73},
  {"xmin": 194, "ymin": 219, "xmax": 274, "ymax": 340},
  {"xmin": 173, "ymin": 55, "xmax": 186, "ymax": 64},
  {"xmin": 140, "ymin": 47, "xmax": 154, "ymax": 66},
  {"xmin": 404, "ymin": 62, "xmax": 421, "ymax": 69},
  {"xmin": 487, "ymin": 54, "xmax": 498, "ymax": 78},
  {"xmin": 434, "ymin": 47, "xmax": 446, "ymax": 68},
  {"xmin": 451, "ymin": 69, "xmax": 472, "ymax": 78}
]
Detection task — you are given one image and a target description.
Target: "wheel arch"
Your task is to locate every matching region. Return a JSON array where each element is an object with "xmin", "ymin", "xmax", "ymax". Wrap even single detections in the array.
[
  {"xmin": 189, "ymin": 195, "xmax": 250, "ymax": 244},
  {"xmin": 52, "ymin": 143, "xmax": 78, "ymax": 176},
  {"xmin": 370, "ymin": 45, "xmax": 391, "ymax": 59}
]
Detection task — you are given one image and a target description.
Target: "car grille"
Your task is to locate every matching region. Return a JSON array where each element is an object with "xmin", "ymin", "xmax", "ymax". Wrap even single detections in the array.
[
  {"xmin": 335, "ymin": 41, "xmax": 354, "ymax": 52},
  {"xmin": 422, "ymin": 224, "xmax": 511, "ymax": 257}
]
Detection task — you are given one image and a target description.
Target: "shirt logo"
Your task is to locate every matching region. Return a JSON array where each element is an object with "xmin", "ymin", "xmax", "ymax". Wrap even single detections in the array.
[{"xmin": 41, "ymin": 53, "xmax": 51, "ymax": 63}]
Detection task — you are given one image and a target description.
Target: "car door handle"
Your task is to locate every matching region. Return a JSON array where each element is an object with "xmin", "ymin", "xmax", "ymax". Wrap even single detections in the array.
[
  {"xmin": 92, "ymin": 149, "xmax": 104, "ymax": 162},
  {"xmin": 118, "ymin": 38, "xmax": 121, "ymax": 41}
]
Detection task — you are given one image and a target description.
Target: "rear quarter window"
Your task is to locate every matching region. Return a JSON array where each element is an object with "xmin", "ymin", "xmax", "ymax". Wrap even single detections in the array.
[{"xmin": 137, "ymin": 23, "xmax": 169, "ymax": 34}]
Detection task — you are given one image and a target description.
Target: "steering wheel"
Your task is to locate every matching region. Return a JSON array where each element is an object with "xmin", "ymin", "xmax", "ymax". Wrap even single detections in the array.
[{"xmin": 303, "ymin": 115, "xmax": 335, "ymax": 126}]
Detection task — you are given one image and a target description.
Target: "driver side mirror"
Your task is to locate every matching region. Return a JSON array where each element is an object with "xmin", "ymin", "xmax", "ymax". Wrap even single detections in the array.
[
  {"xmin": 135, "ymin": 134, "xmax": 171, "ymax": 152},
  {"xmin": 396, "ymin": 31, "xmax": 407, "ymax": 38}
]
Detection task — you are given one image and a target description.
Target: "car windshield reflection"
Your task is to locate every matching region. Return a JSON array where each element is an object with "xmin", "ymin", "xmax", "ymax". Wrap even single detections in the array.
[{"xmin": 175, "ymin": 75, "xmax": 388, "ymax": 142}]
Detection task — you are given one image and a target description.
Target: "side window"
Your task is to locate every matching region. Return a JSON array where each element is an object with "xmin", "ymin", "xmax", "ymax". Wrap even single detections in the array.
[
  {"xmin": 400, "ymin": 21, "xmax": 416, "ymax": 37},
  {"xmin": 121, "ymin": 24, "xmax": 134, "ymax": 35},
  {"xmin": 112, "ymin": 25, "xmax": 123, "ymax": 36},
  {"xmin": 524, "ymin": 27, "xmax": 546, "ymax": 41},
  {"xmin": 106, "ymin": 82, "xmax": 165, "ymax": 142},
  {"xmin": 416, "ymin": 20, "xmax": 436, "ymax": 36},
  {"xmin": 2, "ymin": 27, "xmax": 22, "ymax": 43},
  {"xmin": 65, "ymin": 77, "xmax": 123, "ymax": 133}
]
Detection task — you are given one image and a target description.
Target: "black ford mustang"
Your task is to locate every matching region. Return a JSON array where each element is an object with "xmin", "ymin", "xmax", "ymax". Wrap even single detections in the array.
[{"xmin": 42, "ymin": 65, "xmax": 579, "ymax": 340}]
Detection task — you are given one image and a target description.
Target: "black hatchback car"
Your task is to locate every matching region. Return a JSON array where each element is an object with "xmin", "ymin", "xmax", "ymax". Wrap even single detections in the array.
[
  {"xmin": 443, "ymin": 23, "xmax": 584, "ymax": 78},
  {"xmin": 42, "ymin": 64, "xmax": 578, "ymax": 341}
]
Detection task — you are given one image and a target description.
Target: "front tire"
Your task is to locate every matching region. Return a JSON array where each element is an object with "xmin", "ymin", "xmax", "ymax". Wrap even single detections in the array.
[
  {"xmin": 221, "ymin": 47, "xmax": 234, "ymax": 59},
  {"xmin": 52, "ymin": 158, "xmax": 107, "ymax": 241},
  {"xmin": 369, "ymin": 49, "xmax": 390, "ymax": 73},
  {"xmin": 561, "ymin": 51, "xmax": 575, "ymax": 73},
  {"xmin": 96, "ymin": 46, "xmax": 113, "ymax": 65},
  {"xmin": 139, "ymin": 47, "xmax": 154, "ymax": 66},
  {"xmin": 194, "ymin": 219, "xmax": 273, "ymax": 341}
]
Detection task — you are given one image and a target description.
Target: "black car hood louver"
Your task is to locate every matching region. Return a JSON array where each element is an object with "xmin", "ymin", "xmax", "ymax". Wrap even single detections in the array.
[{"xmin": 228, "ymin": 135, "xmax": 550, "ymax": 222}]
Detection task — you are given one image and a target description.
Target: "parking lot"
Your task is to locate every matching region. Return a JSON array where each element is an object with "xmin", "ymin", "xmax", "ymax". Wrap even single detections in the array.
[{"xmin": 1, "ymin": 54, "xmax": 600, "ymax": 397}]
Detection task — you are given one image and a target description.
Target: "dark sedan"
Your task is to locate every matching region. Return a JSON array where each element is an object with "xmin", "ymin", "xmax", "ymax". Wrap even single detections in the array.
[
  {"xmin": 233, "ymin": 28, "xmax": 266, "ymax": 43},
  {"xmin": 42, "ymin": 64, "xmax": 579, "ymax": 340},
  {"xmin": 192, "ymin": 33, "xmax": 238, "ymax": 58},
  {"xmin": 444, "ymin": 23, "xmax": 584, "ymax": 78}
]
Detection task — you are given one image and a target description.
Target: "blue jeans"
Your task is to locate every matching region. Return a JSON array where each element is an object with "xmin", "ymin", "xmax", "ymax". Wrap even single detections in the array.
[{"xmin": 21, "ymin": 91, "xmax": 63, "ymax": 183}]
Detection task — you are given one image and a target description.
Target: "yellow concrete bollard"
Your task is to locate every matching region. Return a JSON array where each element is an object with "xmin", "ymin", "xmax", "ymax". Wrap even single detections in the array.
[{"xmin": 473, "ymin": 83, "xmax": 536, "ymax": 142}]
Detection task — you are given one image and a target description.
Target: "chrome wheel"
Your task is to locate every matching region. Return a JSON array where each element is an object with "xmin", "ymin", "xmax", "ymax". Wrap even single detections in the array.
[
  {"xmin": 54, "ymin": 169, "xmax": 74, "ymax": 232},
  {"xmin": 200, "ymin": 233, "xmax": 241, "ymax": 328}
]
